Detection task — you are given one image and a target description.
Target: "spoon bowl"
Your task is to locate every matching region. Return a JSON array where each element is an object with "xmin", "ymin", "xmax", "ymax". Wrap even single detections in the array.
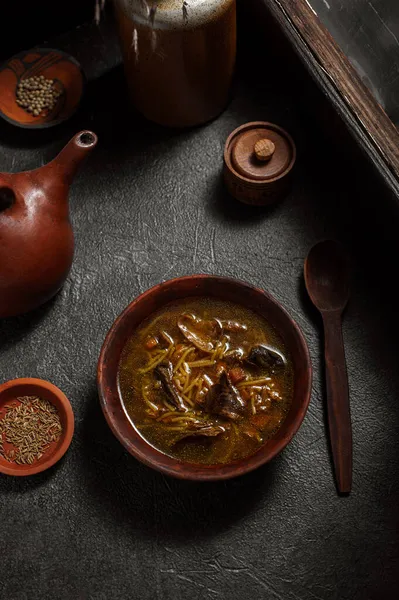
[{"xmin": 304, "ymin": 240, "xmax": 350, "ymax": 312}]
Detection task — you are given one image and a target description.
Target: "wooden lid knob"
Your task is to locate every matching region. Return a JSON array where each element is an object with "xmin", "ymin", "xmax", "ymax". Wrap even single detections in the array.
[{"xmin": 254, "ymin": 138, "xmax": 275, "ymax": 161}]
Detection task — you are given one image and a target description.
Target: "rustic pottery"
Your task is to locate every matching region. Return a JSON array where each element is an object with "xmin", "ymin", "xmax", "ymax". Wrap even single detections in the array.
[
  {"xmin": 0, "ymin": 48, "xmax": 85, "ymax": 129},
  {"xmin": 0, "ymin": 378, "xmax": 74, "ymax": 476},
  {"xmin": 0, "ymin": 130, "xmax": 98, "ymax": 318},
  {"xmin": 113, "ymin": 0, "xmax": 237, "ymax": 127},
  {"xmin": 98, "ymin": 275, "xmax": 312, "ymax": 481},
  {"xmin": 224, "ymin": 121, "xmax": 296, "ymax": 205}
]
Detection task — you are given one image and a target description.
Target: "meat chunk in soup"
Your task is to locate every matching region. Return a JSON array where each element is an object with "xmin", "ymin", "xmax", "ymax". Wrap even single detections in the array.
[
  {"xmin": 171, "ymin": 423, "xmax": 226, "ymax": 444},
  {"xmin": 155, "ymin": 362, "xmax": 187, "ymax": 411},
  {"xmin": 205, "ymin": 372, "xmax": 245, "ymax": 421},
  {"xmin": 246, "ymin": 345, "xmax": 285, "ymax": 370}
]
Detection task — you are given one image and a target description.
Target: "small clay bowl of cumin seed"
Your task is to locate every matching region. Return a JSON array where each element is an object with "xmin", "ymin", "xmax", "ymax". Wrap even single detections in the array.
[{"xmin": 0, "ymin": 378, "xmax": 74, "ymax": 476}]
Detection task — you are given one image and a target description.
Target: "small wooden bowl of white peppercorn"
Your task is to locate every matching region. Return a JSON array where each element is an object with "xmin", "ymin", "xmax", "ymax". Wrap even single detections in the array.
[{"xmin": 0, "ymin": 48, "xmax": 85, "ymax": 129}]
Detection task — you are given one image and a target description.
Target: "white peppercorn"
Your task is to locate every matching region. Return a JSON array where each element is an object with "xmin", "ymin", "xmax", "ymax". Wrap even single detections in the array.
[{"xmin": 15, "ymin": 75, "xmax": 63, "ymax": 117}]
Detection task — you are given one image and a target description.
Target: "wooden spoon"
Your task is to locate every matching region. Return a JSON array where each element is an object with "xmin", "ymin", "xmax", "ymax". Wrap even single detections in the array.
[{"xmin": 304, "ymin": 240, "xmax": 352, "ymax": 494}]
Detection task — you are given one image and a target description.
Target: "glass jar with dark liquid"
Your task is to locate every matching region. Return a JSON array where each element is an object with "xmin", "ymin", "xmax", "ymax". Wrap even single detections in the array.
[{"xmin": 113, "ymin": 0, "xmax": 236, "ymax": 127}]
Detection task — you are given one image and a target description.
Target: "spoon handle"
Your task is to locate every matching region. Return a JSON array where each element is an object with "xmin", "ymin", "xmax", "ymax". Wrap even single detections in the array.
[{"xmin": 322, "ymin": 310, "xmax": 352, "ymax": 494}]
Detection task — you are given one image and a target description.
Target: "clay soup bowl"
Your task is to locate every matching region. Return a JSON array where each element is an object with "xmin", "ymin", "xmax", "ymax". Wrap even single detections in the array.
[{"xmin": 98, "ymin": 275, "xmax": 312, "ymax": 481}]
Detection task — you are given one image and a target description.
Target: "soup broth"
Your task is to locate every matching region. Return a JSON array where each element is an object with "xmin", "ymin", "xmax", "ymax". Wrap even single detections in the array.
[{"xmin": 118, "ymin": 297, "xmax": 293, "ymax": 465}]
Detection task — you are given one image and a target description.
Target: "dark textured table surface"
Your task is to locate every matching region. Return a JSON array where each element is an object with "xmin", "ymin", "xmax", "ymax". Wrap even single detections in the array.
[{"xmin": 1, "ymin": 16, "xmax": 399, "ymax": 600}]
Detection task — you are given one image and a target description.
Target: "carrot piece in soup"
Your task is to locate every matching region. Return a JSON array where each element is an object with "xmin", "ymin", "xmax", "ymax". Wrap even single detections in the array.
[
  {"xmin": 228, "ymin": 367, "xmax": 246, "ymax": 385},
  {"xmin": 145, "ymin": 337, "xmax": 159, "ymax": 350}
]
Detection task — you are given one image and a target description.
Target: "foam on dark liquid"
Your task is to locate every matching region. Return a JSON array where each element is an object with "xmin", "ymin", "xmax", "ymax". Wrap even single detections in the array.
[{"xmin": 122, "ymin": 0, "xmax": 235, "ymax": 29}]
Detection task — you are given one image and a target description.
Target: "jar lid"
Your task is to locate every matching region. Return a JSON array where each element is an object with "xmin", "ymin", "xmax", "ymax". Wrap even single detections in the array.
[{"xmin": 227, "ymin": 122, "xmax": 296, "ymax": 182}]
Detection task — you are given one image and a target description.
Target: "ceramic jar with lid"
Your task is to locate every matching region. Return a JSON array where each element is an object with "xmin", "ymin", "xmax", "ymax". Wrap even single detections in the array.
[
  {"xmin": 113, "ymin": 0, "xmax": 237, "ymax": 128},
  {"xmin": 224, "ymin": 121, "xmax": 296, "ymax": 205}
]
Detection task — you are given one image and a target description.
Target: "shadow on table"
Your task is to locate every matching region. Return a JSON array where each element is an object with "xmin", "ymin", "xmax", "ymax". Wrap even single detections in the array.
[
  {"xmin": 0, "ymin": 456, "xmax": 64, "ymax": 492},
  {"xmin": 298, "ymin": 274, "xmax": 335, "ymax": 481},
  {"xmin": 207, "ymin": 173, "xmax": 283, "ymax": 225},
  {"xmin": 0, "ymin": 295, "xmax": 58, "ymax": 354},
  {"xmin": 80, "ymin": 383, "xmax": 279, "ymax": 541}
]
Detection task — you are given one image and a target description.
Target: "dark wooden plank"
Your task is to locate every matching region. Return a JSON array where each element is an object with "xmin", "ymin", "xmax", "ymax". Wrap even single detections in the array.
[
  {"xmin": 311, "ymin": 0, "xmax": 399, "ymax": 127},
  {"xmin": 258, "ymin": 0, "xmax": 399, "ymax": 197}
]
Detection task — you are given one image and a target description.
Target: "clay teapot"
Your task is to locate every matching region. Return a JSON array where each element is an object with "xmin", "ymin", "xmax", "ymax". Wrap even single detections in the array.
[{"xmin": 0, "ymin": 130, "xmax": 98, "ymax": 318}]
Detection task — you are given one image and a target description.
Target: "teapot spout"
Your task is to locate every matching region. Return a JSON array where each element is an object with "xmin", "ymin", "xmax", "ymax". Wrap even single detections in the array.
[{"xmin": 45, "ymin": 130, "xmax": 98, "ymax": 185}]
